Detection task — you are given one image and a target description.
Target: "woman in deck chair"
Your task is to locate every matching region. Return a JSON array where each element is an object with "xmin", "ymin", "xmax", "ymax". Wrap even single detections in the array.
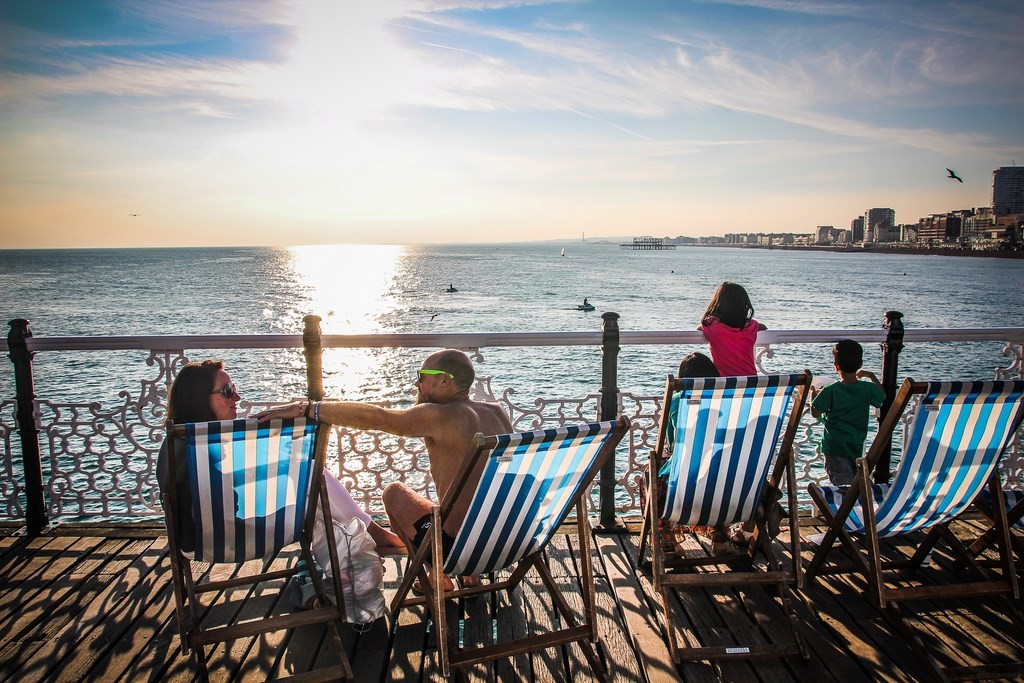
[
  {"xmin": 157, "ymin": 359, "xmax": 402, "ymax": 556},
  {"xmin": 644, "ymin": 352, "xmax": 752, "ymax": 556}
]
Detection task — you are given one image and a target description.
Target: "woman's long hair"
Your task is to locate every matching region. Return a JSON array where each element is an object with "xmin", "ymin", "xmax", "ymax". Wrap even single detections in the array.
[
  {"xmin": 165, "ymin": 360, "xmax": 224, "ymax": 425},
  {"xmin": 702, "ymin": 281, "xmax": 755, "ymax": 329}
]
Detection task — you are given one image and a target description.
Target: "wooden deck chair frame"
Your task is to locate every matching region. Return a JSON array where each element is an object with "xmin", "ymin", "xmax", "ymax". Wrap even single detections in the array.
[
  {"xmin": 390, "ymin": 416, "xmax": 630, "ymax": 680},
  {"xmin": 805, "ymin": 378, "xmax": 1024, "ymax": 683},
  {"xmin": 641, "ymin": 372, "xmax": 812, "ymax": 664},
  {"xmin": 969, "ymin": 488, "xmax": 1024, "ymax": 566},
  {"xmin": 163, "ymin": 417, "xmax": 353, "ymax": 682}
]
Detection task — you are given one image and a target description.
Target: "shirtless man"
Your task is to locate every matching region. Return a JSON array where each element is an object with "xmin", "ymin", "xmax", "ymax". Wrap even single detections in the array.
[{"xmin": 256, "ymin": 349, "xmax": 512, "ymax": 586}]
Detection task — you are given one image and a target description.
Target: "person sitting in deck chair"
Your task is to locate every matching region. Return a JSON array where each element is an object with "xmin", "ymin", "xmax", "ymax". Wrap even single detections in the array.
[
  {"xmin": 157, "ymin": 360, "xmax": 403, "ymax": 556},
  {"xmin": 643, "ymin": 352, "xmax": 757, "ymax": 555},
  {"xmin": 256, "ymin": 349, "xmax": 514, "ymax": 590}
]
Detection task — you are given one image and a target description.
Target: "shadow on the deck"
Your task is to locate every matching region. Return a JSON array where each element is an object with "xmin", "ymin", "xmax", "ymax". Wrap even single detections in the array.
[{"xmin": 0, "ymin": 518, "xmax": 1021, "ymax": 682}]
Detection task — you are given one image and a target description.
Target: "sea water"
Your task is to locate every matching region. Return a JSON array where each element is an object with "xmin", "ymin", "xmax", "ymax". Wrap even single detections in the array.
[
  {"xmin": 1, "ymin": 243, "xmax": 1022, "ymax": 517},
  {"xmin": 1, "ymin": 243, "xmax": 1022, "ymax": 409}
]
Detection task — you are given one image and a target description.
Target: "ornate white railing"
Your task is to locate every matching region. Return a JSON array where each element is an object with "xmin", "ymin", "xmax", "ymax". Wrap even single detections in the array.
[{"xmin": 2, "ymin": 321, "xmax": 1022, "ymax": 525}]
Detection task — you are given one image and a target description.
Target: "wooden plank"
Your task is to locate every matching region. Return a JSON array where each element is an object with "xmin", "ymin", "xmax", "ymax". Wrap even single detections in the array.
[
  {"xmin": 0, "ymin": 535, "xmax": 104, "ymax": 628},
  {"xmin": 2, "ymin": 520, "xmax": 1022, "ymax": 683},
  {"xmin": 5, "ymin": 537, "xmax": 162, "ymax": 682},
  {"xmin": 385, "ymin": 554, "xmax": 431, "ymax": 682},
  {"xmin": 0, "ymin": 536, "xmax": 137, "ymax": 678},
  {"xmin": 156, "ymin": 559, "xmax": 244, "ymax": 683},
  {"xmin": 756, "ymin": 529, "xmax": 862, "ymax": 683},
  {"xmin": 492, "ymin": 577, "xmax": 533, "ymax": 682},
  {"xmin": 43, "ymin": 537, "xmax": 166, "ymax": 681},
  {"xmin": 67, "ymin": 552, "xmax": 179, "ymax": 682},
  {"xmin": 105, "ymin": 577, "xmax": 182, "ymax": 682},
  {"xmin": 565, "ymin": 571, "xmax": 644, "ymax": 682},
  {"xmin": 561, "ymin": 531, "xmax": 644, "ymax": 682},
  {"xmin": 519, "ymin": 575, "xmax": 568, "ymax": 683},
  {"xmin": 619, "ymin": 529, "xmax": 722, "ymax": 683},
  {"xmin": 542, "ymin": 535, "xmax": 593, "ymax": 679},
  {"xmin": 186, "ymin": 552, "xmax": 298, "ymax": 681},
  {"xmin": 343, "ymin": 552, "xmax": 403, "ymax": 682},
  {"xmin": 0, "ymin": 534, "xmax": 79, "ymax": 589},
  {"xmin": 626, "ymin": 528, "xmax": 763, "ymax": 682},
  {"xmin": 797, "ymin": 524, "xmax": 928, "ymax": 682},
  {"xmin": 593, "ymin": 533, "xmax": 682, "ymax": 683},
  {"xmin": 212, "ymin": 552, "xmax": 293, "ymax": 681},
  {"xmin": 460, "ymin": 581, "xmax": 497, "ymax": 682}
]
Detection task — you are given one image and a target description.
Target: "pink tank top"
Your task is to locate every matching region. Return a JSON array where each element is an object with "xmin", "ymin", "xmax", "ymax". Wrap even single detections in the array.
[{"xmin": 700, "ymin": 317, "xmax": 760, "ymax": 376}]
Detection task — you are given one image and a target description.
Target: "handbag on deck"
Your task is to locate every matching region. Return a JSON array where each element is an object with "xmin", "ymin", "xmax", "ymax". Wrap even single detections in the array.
[{"xmin": 312, "ymin": 515, "xmax": 386, "ymax": 625}]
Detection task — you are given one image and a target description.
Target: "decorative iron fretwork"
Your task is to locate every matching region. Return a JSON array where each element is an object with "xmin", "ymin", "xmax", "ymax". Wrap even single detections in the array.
[
  {"xmin": 1, "ymin": 336, "xmax": 1022, "ymax": 522},
  {"xmin": 0, "ymin": 400, "xmax": 23, "ymax": 518}
]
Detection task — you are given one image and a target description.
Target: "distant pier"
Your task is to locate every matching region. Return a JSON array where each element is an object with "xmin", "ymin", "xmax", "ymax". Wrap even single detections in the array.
[{"xmin": 619, "ymin": 236, "xmax": 676, "ymax": 250}]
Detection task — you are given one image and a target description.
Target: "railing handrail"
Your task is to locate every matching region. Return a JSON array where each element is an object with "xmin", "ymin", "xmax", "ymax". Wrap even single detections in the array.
[
  {"xmin": 3, "ymin": 326, "xmax": 1023, "ymax": 353},
  {"xmin": 3, "ymin": 316, "xmax": 1023, "ymax": 531}
]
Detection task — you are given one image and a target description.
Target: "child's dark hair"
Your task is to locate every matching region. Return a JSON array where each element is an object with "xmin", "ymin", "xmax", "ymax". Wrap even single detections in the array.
[
  {"xmin": 703, "ymin": 281, "xmax": 755, "ymax": 329},
  {"xmin": 678, "ymin": 352, "xmax": 720, "ymax": 378},
  {"xmin": 832, "ymin": 340, "xmax": 863, "ymax": 373}
]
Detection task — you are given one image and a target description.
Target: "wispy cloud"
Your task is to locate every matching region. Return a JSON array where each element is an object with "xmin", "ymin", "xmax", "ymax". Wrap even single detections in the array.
[{"xmin": 1, "ymin": 0, "xmax": 1021, "ymax": 247}]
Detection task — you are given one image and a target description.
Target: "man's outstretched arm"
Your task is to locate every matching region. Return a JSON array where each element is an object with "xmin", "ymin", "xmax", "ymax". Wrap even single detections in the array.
[{"xmin": 255, "ymin": 400, "xmax": 443, "ymax": 438}]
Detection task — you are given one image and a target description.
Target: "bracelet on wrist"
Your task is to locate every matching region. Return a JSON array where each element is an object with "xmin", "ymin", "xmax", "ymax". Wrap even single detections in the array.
[{"xmin": 314, "ymin": 401, "xmax": 321, "ymax": 422}]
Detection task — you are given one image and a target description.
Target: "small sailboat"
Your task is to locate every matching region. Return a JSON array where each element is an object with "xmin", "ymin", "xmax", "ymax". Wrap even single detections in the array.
[{"xmin": 560, "ymin": 248, "xmax": 565, "ymax": 257}]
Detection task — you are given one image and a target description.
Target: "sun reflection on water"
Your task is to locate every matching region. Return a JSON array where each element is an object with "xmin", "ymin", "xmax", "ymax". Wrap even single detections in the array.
[
  {"xmin": 288, "ymin": 244, "xmax": 411, "ymax": 400},
  {"xmin": 289, "ymin": 244, "xmax": 402, "ymax": 333}
]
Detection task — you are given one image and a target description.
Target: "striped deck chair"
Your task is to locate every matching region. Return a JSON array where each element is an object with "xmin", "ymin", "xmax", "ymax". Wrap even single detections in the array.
[
  {"xmin": 163, "ymin": 418, "xmax": 352, "ymax": 681},
  {"xmin": 391, "ymin": 416, "xmax": 630, "ymax": 680},
  {"xmin": 643, "ymin": 373, "xmax": 811, "ymax": 663},
  {"xmin": 805, "ymin": 379, "xmax": 1024, "ymax": 683}
]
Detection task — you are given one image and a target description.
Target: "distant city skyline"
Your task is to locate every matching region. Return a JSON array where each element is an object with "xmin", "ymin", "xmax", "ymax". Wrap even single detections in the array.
[{"xmin": 1, "ymin": 1, "xmax": 1022, "ymax": 249}]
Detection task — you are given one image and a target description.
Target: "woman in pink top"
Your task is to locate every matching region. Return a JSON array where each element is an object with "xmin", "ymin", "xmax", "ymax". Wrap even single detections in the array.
[{"xmin": 698, "ymin": 282, "xmax": 767, "ymax": 376}]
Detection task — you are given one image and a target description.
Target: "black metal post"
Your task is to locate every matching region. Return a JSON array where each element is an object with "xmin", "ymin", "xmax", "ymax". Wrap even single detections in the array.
[
  {"xmin": 7, "ymin": 319, "xmax": 48, "ymax": 534},
  {"xmin": 302, "ymin": 314, "xmax": 324, "ymax": 401},
  {"xmin": 874, "ymin": 310, "xmax": 904, "ymax": 484},
  {"xmin": 595, "ymin": 311, "xmax": 624, "ymax": 532}
]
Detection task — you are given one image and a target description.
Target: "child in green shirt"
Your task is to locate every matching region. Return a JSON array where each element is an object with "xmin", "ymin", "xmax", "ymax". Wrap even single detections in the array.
[{"xmin": 810, "ymin": 340, "xmax": 885, "ymax": 486}]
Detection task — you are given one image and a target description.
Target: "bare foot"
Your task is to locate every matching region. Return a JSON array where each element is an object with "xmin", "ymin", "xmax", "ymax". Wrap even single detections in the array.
[
  {"xmin": 368, "ymin": 521, "xmax": 405, "ymax": 554},
  {"xmin": 415, "ymin": 569, "xmax": 455, "ymax": 592}
]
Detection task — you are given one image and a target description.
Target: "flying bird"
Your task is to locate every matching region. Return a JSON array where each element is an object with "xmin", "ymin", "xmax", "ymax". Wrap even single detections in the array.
[
  {"xmin": 946, "ymin": 168, "xmax": 963, "ymax": 183},
  {"xmin": 429, "ymin": 313, "xmax": 439, "ymax": 321}
]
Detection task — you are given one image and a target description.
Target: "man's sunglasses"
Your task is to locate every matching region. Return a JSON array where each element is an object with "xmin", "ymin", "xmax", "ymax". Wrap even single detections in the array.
[
  {"xmin": 416, "ymin": 369, "xmax": 452, "ymax": 382},
  {"xmin": 210, "ymin": 383, "xmax": 238, "ymax": 398}
]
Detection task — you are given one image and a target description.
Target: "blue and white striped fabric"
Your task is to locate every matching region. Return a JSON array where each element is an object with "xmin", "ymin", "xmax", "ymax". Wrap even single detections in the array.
[
  {"xmin": 661, "ymin": 375, "xmax": 800, "ymax": 527},
  {"xmin": 443, "ymin": 421, "xmax": 620, "ymax": 577},
  {"xmin": 186, "ymin": 418, "xmax": 317, "ymax": 564},
  {"xmin": 979, "ymin": 489, "xmax": 1024, "ymax": 530},
  {"xmin": 816, "ymin": 381, "xmax": 1024, "ymax": 538}
]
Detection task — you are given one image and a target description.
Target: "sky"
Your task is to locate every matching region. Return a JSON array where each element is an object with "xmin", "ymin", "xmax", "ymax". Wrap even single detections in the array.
[{"xmin": 1, "ymin": 0, "xmax": 1022, "ymax": 248}]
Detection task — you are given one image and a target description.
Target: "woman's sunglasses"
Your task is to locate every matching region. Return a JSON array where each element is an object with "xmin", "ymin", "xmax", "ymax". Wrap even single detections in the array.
[{"xmin": 210, "ymin": 382, "xmax": 238, "ymax": 398}]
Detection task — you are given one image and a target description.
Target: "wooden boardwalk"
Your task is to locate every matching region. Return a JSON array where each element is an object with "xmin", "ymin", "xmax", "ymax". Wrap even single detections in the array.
[{"xmin": 0, "ymin": 518, "xmax": 1021, "ymax": 682}]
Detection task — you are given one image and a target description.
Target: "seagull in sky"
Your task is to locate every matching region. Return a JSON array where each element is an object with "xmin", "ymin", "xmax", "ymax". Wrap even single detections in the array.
[{"xmin": 946, "ymin": 168, "xmax": 963, "ymax": 183}]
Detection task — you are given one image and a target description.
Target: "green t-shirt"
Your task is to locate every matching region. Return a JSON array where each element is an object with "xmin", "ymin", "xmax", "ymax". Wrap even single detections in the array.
[{"xmin": 812, "ymin": 380, "xmax": 886, "ymax": 459}]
